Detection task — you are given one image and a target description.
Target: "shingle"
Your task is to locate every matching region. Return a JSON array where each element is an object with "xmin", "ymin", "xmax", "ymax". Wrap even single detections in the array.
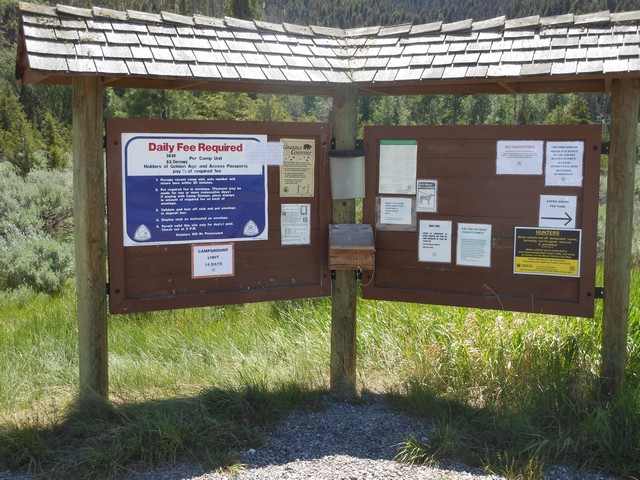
[
  {"xmin": 504, "ymin": 29, "xmax": 536, "ymax": 39},
  {"xmin": 551, "ymin": 61, "xmax": 578, "ymax": 74},
  {"xmin": 176, "ymin": 26, "xmax": 196, "ymax": 36},
  {"xmin": 604, "ymin": 58, "xmax": 629, "ymax": 72},
  {"xmin": 540, "ymin": 13, "xmax": 574, "ymax": 27},
  {"xmin": 466, "ymin": 41, "xmax": 493, "ymax": 52},
  {"xmin": 577, "ymin": 60, "xmax": 604, "ymax": 73},
  {"xmin": 130, "ymin": 46, "xmax": 153, "ymax": 59},
  {"xmin": 403, "ymin": 44, "xmax": 428, "ymax": 56},
  {"xmin": 76, "ymin": 44, "xmax": 103, "ymax": 57},
  {"xmin": 173, "ymin": 49, "xmax": 197, "ymax": 62},
  {"xmin": 505, "ymin": 16, "xmax": 540, "ymax": 30},
  {"xmin": 521, "ymin": 37, "xmax": 552, "ymax": 49},
  {"xmin": 23, "ymin": 25, "xmax": 56, "ymax": 40},
  {"xmin": 26, "ymin": 38, "xmax": 75, "ymax": 56},
  {"xmin": 308, "ymin": 56, "xmax": 332, "ymax": 69},
  {"xmin": 466, "ymin": 65, "xmax": 489, "ymax": 77},
  {"xmin": 488, "ymin": 64, "xmax": 522, "ymax": 76},
  {"xmin": 105, "ymin": 32, "xmax": 140, "ymax": 44},
  {"xmin": 242, "ymin": 53, "xmax": 270, "ymax": 65},
  {"xmin": 327, "ymin": 57, "xmax": 349, "ymax": 69},
  {"xmin": 613, "ymin": 25, "xmax": 639, "ymax": 33},
  {"xmin": 453, "ymin": 53, "xmax": 480, "ymax": 64},
  {"xmin": 283, "ymin": 56, "xmax": 313, "ymax": 68},
  {"xmin": 353, "ymin": 46, "xmax": 380, "ymax": 57},
  {"xmin": 56, "ymin": 5, "xmax": 92, "ymax": 18},
  {"xmin": 102, "ymin": 45, "xmax": 133, "ymax": 58},
  {"xmin": 387, "ymin": 56, "xmax": 410, "ymax": 68},
  {"xmin": 173, "ymin": 36, "xmax": 212, "ymax": 49},
  {"xmin": 409, "ymin": 22, "xmax": 442, "ymax": 35},
  {"xmin": 310, "ymin": 25, "xmax": 345, "ymax": 37},
  {"xmin": 540, "ymin": 27, "xmax": 568, "ymax": 37},
  {"xmin": 365, "ymin": 57, "xmax": 390, "ymax": 68},
  {"xmin": 93, "ymin": 59, "xmax": 129, "ymax": 74},
  {"xmin": 431, "ymin": 54, "xmax": 455, "ymax": 66},
  {"xmin": 146, "ymin": 61, "xmax": 193, "ymax": 76},
  {"xmin": 599, "ymin": 34, "xmax": 625, "ymax": 45},
  {"xmin": 61, "ymin": 18, "xmax": 88, "ymax": 30},
  {"xmin": 19, "ymin": 3, "xmax": 57, "ymax": 16},
  {"xmin": 194, "ymin": 50, "xmax": 225, "ymax": 63},
  {"xmin": 367, "ymin": 36, "xmax": 401, "ymax": 46},
  {"xmin": 520, "ymin": 63, "xmax": 552, "ymax": 75},
  {"xmin": 67, "ymin": 57, "xmax": 96, "ymax": 73},
  {"xmin": 137, "ymin": 34, "xmax": 158, "ymax": 46},
  {"xmin": 345, "ymin": 26, "xmax": 380, "ymax": 37},
  {"xmin": 93, "ymin": 6, "xmax": 127, "ymax": 21},
  {"xmin": 265, "ymin": 54, "xmax": 287, "ymax": 67},
  {"xmin": 378, "ymin": 24, "xmax": 412, "ymax": 37},
  {"xmin": 422, "ymin": 67, "xmax": 445, "ymax": 79},
  {"xmin": 478, "ymin": 31, "xmax": 503, "ymax": 41},
  {"xmin": 533, "ymin": 49, "xmax": 567, "ymax": 61},
  {"xmin": 148, "ymin": 25, "xmax": 177, "ymax": 35},
  {"xmin": 580, "ymin": 36, "xmax": 599, "ymax": 46},
  {"xmin": 501, "ymin": 51, "xmax": 534, "ymax": 62},
  {"xmin": 224, "ymin": 16, "xmax": 257, "ymax": 31},
  {"xmin": 624, "ymin": 34, "xmax": 640, "ymax": 43},
  {"xmin": 306, "ymin": 69, "xmax": 328, "ymax": 82},
  {"xmin": 472, "ymin": 16, "xmax": 505, "ymax": 31},
  {"xmin": 156, "ymin": 36, "xmax": 174, "ymax": 47},
  {"xmin": 441, "ymin": 19, "xmax": 473, "ymax": 33},
  {"xmin": 374, "ymin": 69, "xmax": 399, "ymax": 82},
  {"xmin": 575, "ymin": 11, "xmax": 611, "ymax": 25},
  {"xmin": 565, "ymin": 48, "xmax": 587, "ymax": 60},
  {"xmin": 55, "ymin": 29, "xmax": 79, "ymax": 41},
  {"xmin": 442, "ymin": 66, "xmax": 468, "ymax": 78},
  {"xmin": 234, "ymin": 31, "xmax": 262, "ymax": 41},
  {"xmin": 282, "ymin": 68, "xmax": 310, "ymax": 82},
  {"xmin": 126, "ymin": 60, "xmax": 147, "ymax": 75},
  {"xmin": 254, "ymin": 20, "xmax": 286, "ymax": 34},
  {"xmin": 22, "ymin": 13, "xmax": 60, "ymax": 28},
  {"xmin": 409, "ymin": 54, "xmax": 433, "ymax": 66},
  {"xmin": 478, "ymin": 52, "xmax": 502, "ymax": 64},
  {"xmin": 612, "ymin": 11, "xmax": 640, "ymax": 23},
  {"xmin": 310, "ymin": 46, "xmax": 337, "ymax": 57},
  {"xmin": 322, "ymin": 70, "xmax": 351, "ymax": 82},
  {"xmin": 290, "ymin": 44, "xmax": 313, "ymax": 56},
  {"xmin": 351, "ymin": 69, "xmax": 376, "ymax": 82},
  {"xmin": 283, "ymin": 23, "xmax": 313, "ymax": 36},
  {"xmin": 236, "ymin": 65, "xmax": 267, "ymax": 80},
  {"xmin": 551, "ymin": 37, "xmax": 580, "ymax": 48},
  {"xmin": 28, "ymin": 54, "xmax": 68, "ymax": 72},
  {"xmin": 222, "ymin": 52, "xmax": 246, "ymax": 64},
  {"xmin": 587, "ymin": 46, "xmax": 621, "ymax": 59},
  {"xmin": 161, "ymin": 11, "xmax": 194, "ymax": 26},
  {"xmin": 128, "ymin": 10, "xmax": 162, "ymax": 23},
  {"xmin": 428, "ymin": 43, "xmax": 448, "ymax": 54},
  {"xmin": 620, "ymin": 45, "xmax": 640, "ymax": 56},
  {"xmin": 491, "ymin": 40, "xmax": 514, "ymax": 51},
  {"xmin": 150, "ymin": 47, "xmax": 173, "ymax": 61},
  {"xmin": 262, "ymin": 68, "xmax": 286, "ymax": 81},
  {"xmin": 395, "ymin": 67, "xmax": 424, "ymax": 81},
  {"xmin": 112, "ymin": 22, "xmax": 148, "ymax": 32},
  {"xmin": 255, "ymin": 43, "xmax": 291, "ymax": 55}
]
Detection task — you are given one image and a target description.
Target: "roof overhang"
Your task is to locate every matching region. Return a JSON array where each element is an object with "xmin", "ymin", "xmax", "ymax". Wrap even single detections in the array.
[{"xmin": 15, "ymin": 2, "xmax": 640, "ymax": 96}]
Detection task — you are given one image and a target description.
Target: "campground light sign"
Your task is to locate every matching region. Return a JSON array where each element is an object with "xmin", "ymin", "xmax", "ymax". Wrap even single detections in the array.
[{"xmin": 122, "ymin": 133, "xmax": 268, "ymax": 246}]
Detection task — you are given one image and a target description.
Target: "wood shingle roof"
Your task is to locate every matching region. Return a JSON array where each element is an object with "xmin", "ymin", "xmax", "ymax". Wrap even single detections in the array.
[{"xmin": 15, "ymin": 2, "xmax": 640, "ymax": 95}]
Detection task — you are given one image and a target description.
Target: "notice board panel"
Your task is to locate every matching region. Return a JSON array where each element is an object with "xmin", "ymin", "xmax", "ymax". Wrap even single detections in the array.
[
  {"xmin": 107, "ymin": 119, "xmax": 331, "ymax": 313},
  {"xmin": 361, "ymin": 125, "xmax": 601, "ymax": 317}
]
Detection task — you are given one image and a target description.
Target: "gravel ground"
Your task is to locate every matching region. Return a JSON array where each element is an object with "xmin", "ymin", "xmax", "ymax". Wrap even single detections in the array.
[{"xmin": 123, "ymin": 394, "xmax": 615, "ymax": 480}]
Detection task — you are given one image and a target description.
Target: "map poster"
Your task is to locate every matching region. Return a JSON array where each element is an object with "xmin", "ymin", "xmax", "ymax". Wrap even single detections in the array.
[
  {"xmin": 514, "ymin": 227, "xmax": 581, "ymax": 277},
  {"xmin": 122, "ymin": 133, "xmax": 268, "ymax": 246}
]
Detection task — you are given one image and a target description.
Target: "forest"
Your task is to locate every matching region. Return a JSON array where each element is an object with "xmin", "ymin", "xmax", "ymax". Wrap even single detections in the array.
[{"xmin": 0, "ymin": 0, "xmax": 637, "ymax": 291}]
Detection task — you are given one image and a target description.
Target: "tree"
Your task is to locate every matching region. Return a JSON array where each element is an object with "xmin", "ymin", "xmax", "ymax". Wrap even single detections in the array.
[
  {"xmin": 42, "ymin": 112, "xmax": 68, "ymax": 170},
  {"xmin": 225, "ymin": 0, "xmax": 263, "ymax": 20}
]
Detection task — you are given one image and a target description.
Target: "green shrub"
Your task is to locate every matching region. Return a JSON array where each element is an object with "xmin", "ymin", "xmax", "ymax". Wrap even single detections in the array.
[{"xmin": 0, "ymin": 225, "xmax": 74, "ymax": 293}]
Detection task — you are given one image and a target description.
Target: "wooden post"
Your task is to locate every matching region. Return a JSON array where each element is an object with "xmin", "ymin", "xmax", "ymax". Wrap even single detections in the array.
[
  {"xmin": 601, "ymin": 79, "xmax": 640, "ymax": 398},
  {"xmin": 330, "ymin": 85, "xmax": 359, "ymax": 398},
  {"xmin": 73, "ymin": 76, "xmax": 108, "ymax": 401}
]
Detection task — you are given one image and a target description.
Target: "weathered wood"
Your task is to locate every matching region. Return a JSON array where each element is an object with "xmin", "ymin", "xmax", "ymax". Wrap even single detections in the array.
[
  {"xmin": 329, "ymin": 224, "xmax": 375, "ymax": 270},
  {"xmin": 73, "ymin": 76, "xmax": 108, "ymax": 401},
  {"xmin": 601, "ymin": 79, "xmax": 640, "ymax": 398},
  {"xmin": 330, "ymin": 85, "xmax": 359, "ymax": 398}
]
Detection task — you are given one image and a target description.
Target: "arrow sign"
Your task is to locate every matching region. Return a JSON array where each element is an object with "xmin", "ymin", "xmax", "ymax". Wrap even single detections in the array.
[
  {"xmin": 541, "ymin": 211, "xmax": 573, "ymax": 226},
  {"xmin": 539, "ymin": 195, "xmax": 577, "ymax": 229}
]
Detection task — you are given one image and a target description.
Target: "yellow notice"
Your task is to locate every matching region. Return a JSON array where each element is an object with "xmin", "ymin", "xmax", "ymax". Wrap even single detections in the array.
[
  {"xmin": 513, "ymin": 227, "xmax": 581, "ymax": 277},
  {"xmin": 280, "ymin": 138, "xmax": 315, "ymax": 197}
]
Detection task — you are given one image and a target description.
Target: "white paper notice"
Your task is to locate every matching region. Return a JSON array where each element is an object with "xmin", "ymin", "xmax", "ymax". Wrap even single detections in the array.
[
  {"xmin": 496, "ymin": 140, "xmax": 544, "ymax": 175},
  {"xmin": 244, "ymin": 141, "xmax": 284, "ymax": 165},
  {"xmin": 192, "ymin": 244, "xmax": 234, "ymax": 278},
  {"xmin": 545, "ymin": 141, "xmax": 584, "ymax": 187},
  {"xmin": 281, "ymin": 204, "xmax": 311, "ymax": 245},
  {"xmin": 416, "ymin": 179, "xmax": 438, "ymax": 213},
  {"xmin": 418, "ymin": 220, "xmax": 452, "ymax": 263},
  {"xmin": 456, "ymin": 223, "xmax": 492, "ymax": 267},
  {"xmin": 380, "ymin": 197, "xmax": 413, "ymax": 224},
  {"xmin": 379, "ymin": 139, "xmax": 418, "ymax": 194},
  {"xmin": 539, "ymin": 195, "xmax": 577, "ymax": 229}
]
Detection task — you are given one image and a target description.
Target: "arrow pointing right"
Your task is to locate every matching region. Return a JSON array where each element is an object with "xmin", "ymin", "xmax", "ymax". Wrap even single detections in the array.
[{"xmin": 541, "ymin": 211, "xmax": 573, "ymax": 226}]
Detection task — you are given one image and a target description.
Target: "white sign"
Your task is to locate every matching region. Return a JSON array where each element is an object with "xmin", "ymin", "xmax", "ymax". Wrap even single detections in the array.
[
  {"xmin": 496, "ymin": 140, "xmax": 544, "ymax": 175},
  {"xmin": 281, "ymin": 204, "xmax": 311, "ymax": 245},
  {"xmin": 456, "ymin": 223, "xmax": 492, "ymax": 267},
  {"xmin": 539, "ymin": 195, "xmax": 577, "ymax": 228},
  {"xmin": 192, "ymin": 243, "xmax": 234, "ymax": 278},
  {"xmin": 245, "ymin": 141, "xmax": 284, "ymax": 166},
  {"xmin": 545, "ymin": 141, "xmax": 584, "ymax": 187},
  {"xmin": 418, "ymin": 220, "xmax": 452, "ymax": 263},
  {"xmin": 380, "ymin": 197, "xmax": 413, "ymax": 224},
  {"xmin": 379, "ymin": 139, "xmax": 418, "ymax": 194},
  {"xmin": 416, "ymin": 179, "xmax": 438, "ymax": 213}
]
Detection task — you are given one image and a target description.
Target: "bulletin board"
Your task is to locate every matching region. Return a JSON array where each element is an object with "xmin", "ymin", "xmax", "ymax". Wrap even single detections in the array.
[
  {"xmin": 106, "ymin": 119, "xmax": 331, "ymax": 314},
  {"xmin": 361, "ymin": 125, "xmax": 601, "ymax": 317}
]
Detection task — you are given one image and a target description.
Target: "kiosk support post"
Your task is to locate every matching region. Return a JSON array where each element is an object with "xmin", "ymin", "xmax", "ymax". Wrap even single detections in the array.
[
  {"xmin": 73, "ymin": 76, "xmax": 108, "ymax": 401},
  {"xmin": 330, "ymin": 85, "xmax": 359, "ymax": 398},
  {"xmin": 602, "ymin": 79, "xmax": 640, "ymax": 398}
]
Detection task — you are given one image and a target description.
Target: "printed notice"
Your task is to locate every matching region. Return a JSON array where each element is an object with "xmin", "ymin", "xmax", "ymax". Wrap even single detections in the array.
[
  {"xmin": 514, "ymin": 227, "xmax": 581, "ymax": 277},
  {"xmin": 280, "ymin": 138, "xmax": 315, "ymax": 197},
  {"xmin": 192, "ymin": 243, "xmax": 234, "ymax": 278},
  {"xmin": 418, "ymin": 220, "xmax": 452, "ymax": 263},
  {"xmin": 417, "ymin": 179, "xmax": 438, "ymax": 213},
  {"xmin": 122, "ymin": 133, "xmax": 268, "ymax": 246},
  {"xmin": 245, "ymin": 141, "xmax": 284, "ymax": 166},
  {"xmin": 456, "ymin": 223, "xmax": 492, "ymax": 267},
  {"xmin": 281, "ymin": 204, "xmax": 311, "ymax": 245},
  {"xmin": 380, "ymin": 197, "xmax": 413, "ymax": 225},
  {"xmin": 545, "ymin": 141, "xmax": 584, "ymax": 187},
  {"xmin": 539, "ymin": 195, "xmax": 577, "ymax": 229},
  {"xmin": 496, "ymin": 140, "xmax": 544, "ymax": 175},
  {"xmin": 379, "ymin": 139, "xmax": 418, "ymax": 194}
]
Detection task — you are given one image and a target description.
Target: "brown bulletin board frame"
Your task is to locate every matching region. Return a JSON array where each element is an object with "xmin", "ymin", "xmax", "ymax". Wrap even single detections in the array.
[
  {"xmin": 107, "ymin": 119, "xmax": 331, "ymax": 314},
  {"xmin": 361, "ymin": 125, "xmax": 601, "ymax": 317}
]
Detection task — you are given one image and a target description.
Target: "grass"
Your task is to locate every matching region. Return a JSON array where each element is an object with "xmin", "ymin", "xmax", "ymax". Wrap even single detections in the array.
[{"xmin": 0, "ymin": 265, "xmax": 639, "ymax": 478}]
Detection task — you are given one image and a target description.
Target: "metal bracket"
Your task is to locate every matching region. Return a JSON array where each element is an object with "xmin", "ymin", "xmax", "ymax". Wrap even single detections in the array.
[
  {"xmin": 356, "ymin": 267, "xmax": 362, "ymax": 280},
  {"xmin": 331, "ymin": 270, "xmax": 336, "ymax": 280},
  {"xmin": 105, "ymin": 282, "xmax": 110, "ymax": 295},
  {"xmin": 600, "ymin": 141, "xmax": 610, "ymax": 155},
  {"xmin": 330, "ymin": 137, "xmax": 336, "ymax": 150},
  {"xmin": 595, "ymin": 287, "xmax": 605, "ymax": 299}
]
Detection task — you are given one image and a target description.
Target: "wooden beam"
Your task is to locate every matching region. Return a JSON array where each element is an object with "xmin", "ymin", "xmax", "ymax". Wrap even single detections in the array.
[
  {"xmin": 601, "ymin": 78, "xmax": 640, "ymax": 398},
  {"xmin": 73, "ymin": 76, "xmax": 108, "ymax": 401},
  {"xmin": 330, "ymin": 85, "xmax": 359, "ymax": 398}
]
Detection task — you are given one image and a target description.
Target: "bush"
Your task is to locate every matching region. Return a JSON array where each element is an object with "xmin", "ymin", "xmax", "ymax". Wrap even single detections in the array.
[{"xmin": 0, "ymin": 225, "xmax": 74, "ymax": 293}]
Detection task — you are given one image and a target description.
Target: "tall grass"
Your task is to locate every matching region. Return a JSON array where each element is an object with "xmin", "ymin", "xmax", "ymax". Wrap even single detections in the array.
[{"xmin": 0, "ymin": 265, "xmax": 639, "ymax": 478}]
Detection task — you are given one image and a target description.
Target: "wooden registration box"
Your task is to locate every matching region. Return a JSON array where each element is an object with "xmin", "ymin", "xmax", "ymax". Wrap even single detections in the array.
[{"xmin": 329, "ymin": 224, "xmax": 375, "ymax": 270}]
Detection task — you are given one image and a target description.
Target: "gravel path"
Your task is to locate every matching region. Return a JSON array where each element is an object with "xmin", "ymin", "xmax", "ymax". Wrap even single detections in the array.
[{"xmin": 126, "ymin": 394, "xmax": 615, "ymax": 480}]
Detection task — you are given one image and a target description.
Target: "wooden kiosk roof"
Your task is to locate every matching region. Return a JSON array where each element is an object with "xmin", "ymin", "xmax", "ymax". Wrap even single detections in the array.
[{"xmin": 15, "ymin": 2, "xmax": 640, "ymax": 95}]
